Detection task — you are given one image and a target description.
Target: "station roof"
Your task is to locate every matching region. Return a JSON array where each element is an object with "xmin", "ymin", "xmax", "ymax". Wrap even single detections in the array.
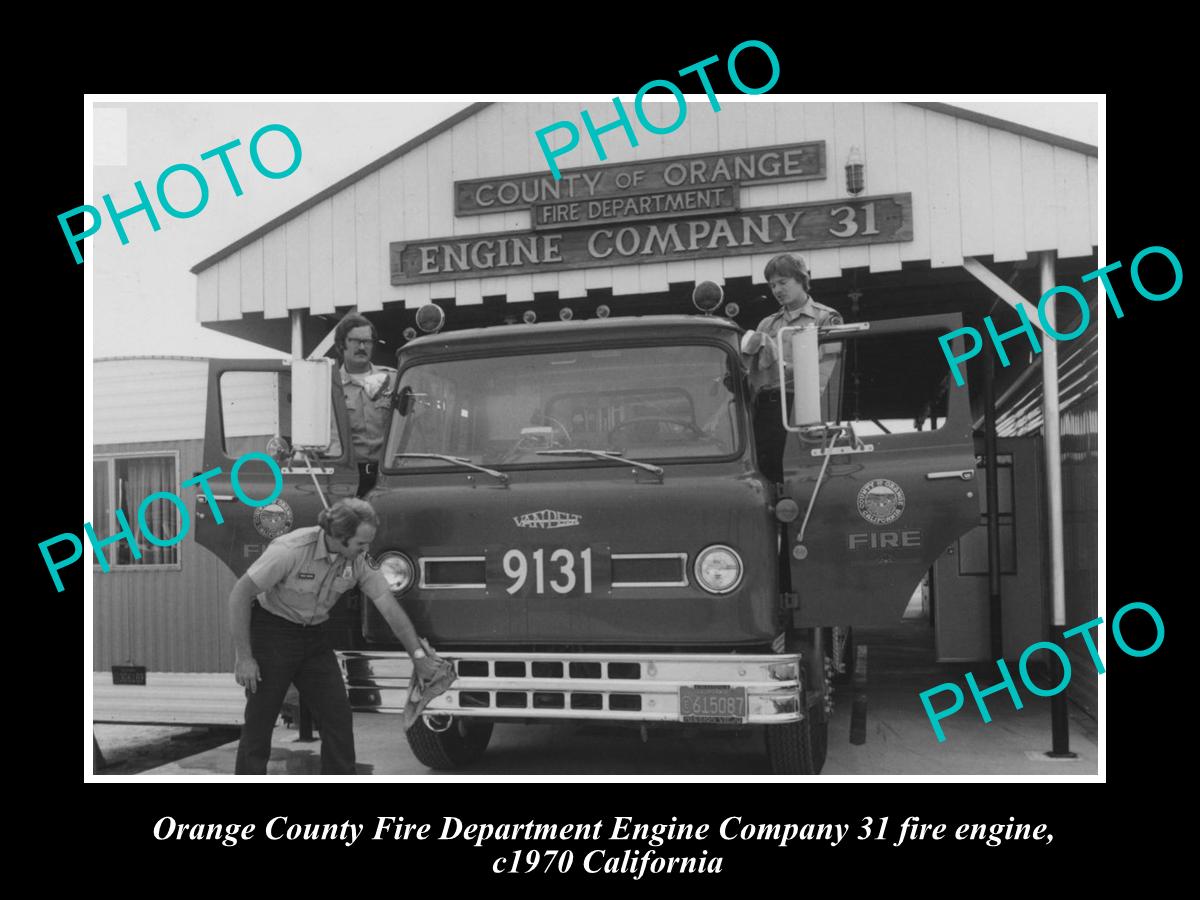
[{"xmin": 193, "ymin": 100, "xmax": 1098, "ymax": 357}]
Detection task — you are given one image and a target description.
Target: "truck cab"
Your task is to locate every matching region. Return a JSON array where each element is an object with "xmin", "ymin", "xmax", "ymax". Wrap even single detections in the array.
[{"xmin": 196, "ymin": 307, "xmax": 979, "ymax": 774}]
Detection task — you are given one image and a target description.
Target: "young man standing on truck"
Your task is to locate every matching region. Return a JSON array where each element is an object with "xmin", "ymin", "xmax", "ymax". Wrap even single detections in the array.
[
  {"xmin": 229, "ymin": 498, "xmax": 444, "ymax": 775},
  {"xmin": 334, "ymin": 313, "xmax": 398, "ymax": 497},
  {"xmin": 742, "ymin": 254, "xmax": 843, "ymax": 483}
]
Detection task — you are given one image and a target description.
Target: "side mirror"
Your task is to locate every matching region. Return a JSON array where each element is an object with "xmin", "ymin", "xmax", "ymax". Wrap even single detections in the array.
[
  {"xmin": 786, "ymin": 326, "xmax": 822, "ymax": 428},
  {"xmin": 291, "ymin": 359, "xmax": 334, "ymax": 451}
]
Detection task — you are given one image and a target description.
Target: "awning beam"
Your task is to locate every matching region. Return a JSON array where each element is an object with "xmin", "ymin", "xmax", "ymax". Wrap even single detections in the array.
[{"xmin": 961, "ymin": 256, "xmax": 1050, "ymax": 335}]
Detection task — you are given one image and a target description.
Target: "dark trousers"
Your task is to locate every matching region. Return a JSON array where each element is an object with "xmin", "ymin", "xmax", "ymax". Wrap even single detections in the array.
[
  {"xmin": 234, "ymin": 604, "xmax": 356, "ymax": 775},
  {"xmin": 754, "ymin": 390, "xmax": 794, "ymax": 485}
]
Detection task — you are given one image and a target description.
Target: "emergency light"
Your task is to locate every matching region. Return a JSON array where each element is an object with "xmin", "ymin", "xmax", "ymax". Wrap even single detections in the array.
[
  {"xmin": 692, "ymin": 280, "xmax": 724, "ymax": 314},
  {"xmin": 416, "ymin": 303, "xmax": 445, "ymax": 334}
]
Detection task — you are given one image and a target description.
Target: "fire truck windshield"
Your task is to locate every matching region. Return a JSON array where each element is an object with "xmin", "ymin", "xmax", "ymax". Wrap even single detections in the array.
[{"xmin": 383, "ymin": 344, "xmax": 742, "ymax": 470}]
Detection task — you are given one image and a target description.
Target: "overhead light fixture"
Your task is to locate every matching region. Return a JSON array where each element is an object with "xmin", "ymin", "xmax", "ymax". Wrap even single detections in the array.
[
  {"xmin": 522, "ymin": 310, "xmax": 538, "ymax": 324},
  {"xmin": 596, "ymin": 304, "xmax": 611, "ymax": 319},
  {"xmin": 846, "ymin": 146, "xmax": 865, "ymax": 195},
  {"xmin": 559, "ymin": 307, "xmax": 574, "ymax": 321}
]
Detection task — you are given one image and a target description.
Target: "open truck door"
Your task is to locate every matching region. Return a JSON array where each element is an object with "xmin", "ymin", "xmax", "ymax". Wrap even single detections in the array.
[
  {"xmin": 193, "ymin": 359, "xmax": 358, "ymax": 579},
  {"xmin": 782, "ymin": 314, "xmax": 979, "ymax": 628}
]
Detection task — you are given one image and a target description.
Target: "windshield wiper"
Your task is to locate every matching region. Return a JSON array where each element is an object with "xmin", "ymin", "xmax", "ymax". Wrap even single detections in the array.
[
  {"xmin": 537, "ymin": 449, "xmax": 664, "ymax": 480},
  {"xmin": 392, "ymin": 453, "xmax": 509, "ymax": 485}
]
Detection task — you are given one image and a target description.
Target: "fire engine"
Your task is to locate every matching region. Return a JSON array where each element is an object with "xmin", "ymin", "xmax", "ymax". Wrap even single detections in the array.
[{"xmin": 195, "ymin": 288, "xmax": 978, "ymax": 774}]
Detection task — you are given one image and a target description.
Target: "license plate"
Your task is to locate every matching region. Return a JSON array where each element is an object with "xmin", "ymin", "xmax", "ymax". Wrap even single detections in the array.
[{"xmin": 680, "ymin": 686, "xmax": 747, "ymax": 723}]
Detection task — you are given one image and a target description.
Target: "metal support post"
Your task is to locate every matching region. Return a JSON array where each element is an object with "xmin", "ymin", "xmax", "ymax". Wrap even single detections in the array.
[
  {"xmin": 1040, "ymin": 250, "xmax": 1076, "ymax": 759},
  {"xmin": 983, "ymin": 352, "xmax": 1004, "ymax": 660}
]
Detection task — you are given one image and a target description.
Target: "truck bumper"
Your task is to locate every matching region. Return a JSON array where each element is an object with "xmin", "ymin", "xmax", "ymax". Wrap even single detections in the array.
[{"xmin": 338, "ymin": 650, "xmax": 803, "ymax": 724}]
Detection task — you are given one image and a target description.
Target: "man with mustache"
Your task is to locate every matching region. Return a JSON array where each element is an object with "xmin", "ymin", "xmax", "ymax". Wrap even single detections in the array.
[{"xmin": 335, "ymin": 313, "xmax": 397, "ymax": 497}]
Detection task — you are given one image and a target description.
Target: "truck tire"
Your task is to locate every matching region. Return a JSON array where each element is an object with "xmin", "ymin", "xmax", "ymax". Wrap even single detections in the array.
[
  {"xmin": 765, "ymin": 710, "xmax": 828, "ymax": 775},
  {"xmin": 405, "ymin": 717, "xmax": 493, "ymax": 770}
]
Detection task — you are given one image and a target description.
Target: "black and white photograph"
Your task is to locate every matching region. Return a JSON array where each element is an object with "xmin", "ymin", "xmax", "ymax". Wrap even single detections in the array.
[{"xmin": 82, "ymin": 94, "xmax": 1110, "ymax": 781}]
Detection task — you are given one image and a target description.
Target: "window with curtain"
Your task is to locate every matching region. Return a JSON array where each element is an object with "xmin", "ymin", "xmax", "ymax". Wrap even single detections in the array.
[{"xmin": 93, "ymin": 454, "xmax": 181, "ymax": 567}]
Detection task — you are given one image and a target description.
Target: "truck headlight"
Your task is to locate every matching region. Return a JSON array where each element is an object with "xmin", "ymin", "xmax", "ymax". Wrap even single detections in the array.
[
  {"xmin": 377, "ymin": 551, "xmax": 415, "ymax": 596},
  {"xmin": 694, "ymin": 545, "xmax": 743, "ymax": 594}
]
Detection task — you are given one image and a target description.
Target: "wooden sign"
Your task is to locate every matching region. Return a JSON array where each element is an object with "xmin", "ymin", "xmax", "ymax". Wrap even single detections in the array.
[
  {"xmin": 391, "ymin": 193, "xmax": 911, "ymax": 285},
  {"xmin": 532, "ymin": 184, "xmax": 738, "ymax": 230},
  {"xmin": 455, "ymin": 142, "xmax": 825, "ymax": 217}
]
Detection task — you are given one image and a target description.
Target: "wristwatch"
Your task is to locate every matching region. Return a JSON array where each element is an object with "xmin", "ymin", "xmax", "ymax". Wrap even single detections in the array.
[{"xmin": 412, "ymin": 648, "xmax": 427, "ymax": 660}]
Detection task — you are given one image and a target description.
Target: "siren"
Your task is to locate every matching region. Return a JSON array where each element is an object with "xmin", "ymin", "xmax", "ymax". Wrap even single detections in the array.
[
  {"xmin": 415, "ymin": 303, "xmax": 445, "ymax": 334},
  {"xmin": 693, "ymin": 280, "xmax": 724, "ymax": 314}
]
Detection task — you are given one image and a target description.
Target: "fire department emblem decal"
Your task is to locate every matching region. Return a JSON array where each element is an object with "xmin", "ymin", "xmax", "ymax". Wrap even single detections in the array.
[
  {"xmin": 253, "ymin": 499, "xmax": 294, "ymax": 538},
  {"xmin": 513, "ymin": 509, "xmax": 581, "ymax": 529},
  {"xmin": 857, "ymin": 479, "xmax": 906, "ymax": 525}
]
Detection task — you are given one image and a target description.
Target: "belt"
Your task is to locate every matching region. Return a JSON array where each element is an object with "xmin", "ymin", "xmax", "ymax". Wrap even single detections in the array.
[
  {"xmin": 358, "ymin": 461, "xmax": 378, "ymax": 475},
  {"xmin": 252, "ymin": 600, "xmax": 326, "ymax": 629}
]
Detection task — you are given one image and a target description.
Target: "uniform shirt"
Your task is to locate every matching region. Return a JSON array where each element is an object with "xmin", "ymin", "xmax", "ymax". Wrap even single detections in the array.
[
  {"xmin": 749, "ymin": 296, "xmax": 844, "ymax": 393},
  {"xmin": 247, "ymin": 525, "xmax": 391, "ymax": 626},
  {"xmin": 339, "ymin": 363, "xmax": 397, "ymax": 464}
]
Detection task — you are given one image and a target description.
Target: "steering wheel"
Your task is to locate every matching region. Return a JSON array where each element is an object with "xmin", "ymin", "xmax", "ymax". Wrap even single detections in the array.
[{"xmin": 608, "ymin": 416, "xmax": 706, "ymax": 442}]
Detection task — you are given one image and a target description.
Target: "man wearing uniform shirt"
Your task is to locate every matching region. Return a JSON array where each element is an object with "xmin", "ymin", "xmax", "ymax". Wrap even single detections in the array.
[
  {"xmin": 335, "ymin": 313, "xmax": 397, "ymax": 497},
  {"xmin": 742, "ymin": 254, "xmax": 844, "ymax": 484},
  {"xmin": 229, "ymin": 498, "xmax": 442, "ymax": 775}
]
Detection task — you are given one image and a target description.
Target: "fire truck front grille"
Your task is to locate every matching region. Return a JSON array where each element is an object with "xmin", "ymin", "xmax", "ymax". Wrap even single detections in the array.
[
  {"xmin": 419, "ymin": 557, "xmax": 486, "ymax": 589},
  {"xmin": 340, "ymin": 650, "xmax": 803, "ymax": 724},
  {"xmin": 417, "ymin": 553, "xmax": 687, "ymax": 589},
  {"xmin": 610, "ymin": 553, "xmax": 688, "ymax": 587}
]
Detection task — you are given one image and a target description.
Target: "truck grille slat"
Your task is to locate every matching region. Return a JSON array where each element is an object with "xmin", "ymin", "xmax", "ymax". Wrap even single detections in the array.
[{"xmin": 340, "ymin": 650, "xmax": 802, "ymax": 724}]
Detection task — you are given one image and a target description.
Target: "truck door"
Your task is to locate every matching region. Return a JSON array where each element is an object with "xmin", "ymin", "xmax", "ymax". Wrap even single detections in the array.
[
  {"xmin": 783, "ymin": 314, "xmax": 980, "ymax": 627},
  {"xmin": 193, "ymin": 359, "xmax": 358, "ymax": 578}
]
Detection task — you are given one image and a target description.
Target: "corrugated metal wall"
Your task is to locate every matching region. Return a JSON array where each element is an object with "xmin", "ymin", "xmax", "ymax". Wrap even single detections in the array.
[
  {"xmin": 94, "ymin": 358, "xmax": 207, "ymax": 444},
  {"xmin": 95, "ymin": 359, "xmax": 282, "ymax": 444},
  {"xmin": 93, "ymin": 359, "xmax": 285, "ymax": 672},
  {"xmin": 93, "ymin": 441, "xmax": 238, "ymax": 672}
]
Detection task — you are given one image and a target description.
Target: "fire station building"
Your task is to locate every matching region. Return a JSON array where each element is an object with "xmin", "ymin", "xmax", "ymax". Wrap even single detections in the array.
[{"xmin": 108, "ymin": 102, "xmax": 1100, "ymax": 722}]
